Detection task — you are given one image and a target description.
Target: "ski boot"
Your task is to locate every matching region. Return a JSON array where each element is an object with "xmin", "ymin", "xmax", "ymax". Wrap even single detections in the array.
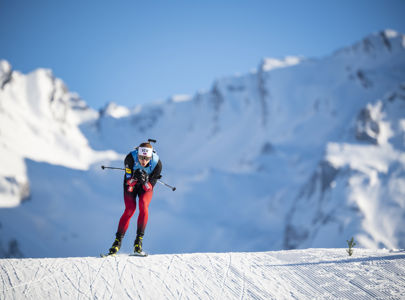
[
  {"xmin": 134, "ymin": 234, "xmax": 143, "ymax": 253},
  {"xmin": 133, "ymin": 234, "xmax": 147, "ymax": 256},
  {"xmin": 108, "ymin": 232, "xmax": 124, "ymax": 255}
]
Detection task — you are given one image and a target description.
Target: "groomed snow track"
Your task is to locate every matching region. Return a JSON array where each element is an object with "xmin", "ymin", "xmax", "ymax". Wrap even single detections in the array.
[{"xmin": 1, "ymin": 249, "xmax": 404, "ymax": 299}]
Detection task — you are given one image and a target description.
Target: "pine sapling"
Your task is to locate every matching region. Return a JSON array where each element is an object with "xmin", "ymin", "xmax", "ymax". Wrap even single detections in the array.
[{"xmin": 346, "ymin": 237, "xmax": 356, "ymax": 256}]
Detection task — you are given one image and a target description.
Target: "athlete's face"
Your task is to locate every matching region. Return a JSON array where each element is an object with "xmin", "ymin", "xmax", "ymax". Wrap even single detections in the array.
[{"xmin": 138, "ymin": 155, "xmax": 151, "ymax": 167}]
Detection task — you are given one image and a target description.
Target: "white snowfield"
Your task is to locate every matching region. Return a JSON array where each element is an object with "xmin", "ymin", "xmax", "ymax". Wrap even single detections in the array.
[{"xmin": 1, "ymin": 249, "xmax": 404, "ymax": 299}]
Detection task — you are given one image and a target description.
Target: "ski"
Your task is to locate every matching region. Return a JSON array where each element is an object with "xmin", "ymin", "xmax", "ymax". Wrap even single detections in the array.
[
  {"xmin": 100, "ymin": 252, "xmax": 148, "ymax": 257},
  {"xmin": 100, "ymin": 253, "xmax": 116, "ymax": 258},
  {"xmin": 130, "ymin": 251, "xmax": 148, "ymax": 257}
]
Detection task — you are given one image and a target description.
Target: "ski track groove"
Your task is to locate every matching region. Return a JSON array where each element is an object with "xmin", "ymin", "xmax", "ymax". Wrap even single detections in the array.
[
  {"xmin": 201, "ymin": 254, "xmax": 217, "ymax": 298},
  {"xmin": 162, "ymin": 254, "xmax": 175, "ymax": 283},
  {"xmin": 0, "ymin": 273, "xmax": 6, "ymax": 299},
  {"xmin": 239, "ymin": 255, "xmax": 246, "ymax": 300},
  {"xmin": 86, "ymin": 259, "xmax": 98, "ymax": 298},
  {"xmin": 172, "ymin": 256, "xmax": 188, "ymax": 299},
  {"xmin": 72, "ymin": 260, "xmax": 90, "ymax": 299},
  {"xmin": 329, "ymin": 264, "xmax": 386, "ymax": 299},
  {"xmin": 374, "ymin": 259, "xmax": 405, "ymax": 289},
  {"xmin": 21, "ymin": 259, "xmax": 39, "ymax": 297},
  {"xmin": 87, "ymin": 257, "xmax": 104, "ymax": 299},
  {"xmin": 282, "ymin": 261, "xmax": 366, "ymax": 299},
  {"xmin": 37, "ymin": 260, "xmax": 67, "ymax": 300},
  {"xmin": 59, "ymin": 263, "xmax": 87, "ymax": 299},
  {"xmin": 160, "ymin": 254, "xmax": 178, "ymax": 298},
  {"xmin": 206, "ymin": 253, "xmax": 221, "ymax": 284},
  {"xmin": 247, "ymin": 254, "xmax": 280, "ymax": 299},
  {"xmin": 0, "ymin": 261, "xmax": 13, "ymax": 297},
  {"xmin": 131, "ymin": 255, "xmax": 176, "ymax": 299},
  {"xmin": 299, "ymin": 264, "xmax": 352, "ymax": 299},
  {"xmin": 42, "ymin": 259, "xmax": 66, "ymax": 296},
  {"xmin": 110, "ymin": 256, "xmax": 123, "ymax": 300},
  {"xmin": 272, "ymin": 265, "xmax": 315, "ymax": 299},
  {"xmin": 7, "ymin": 259, "xmax": 23, "ymax": 295},
  {"xmin": 130, "ymin": 271, "xmax": 141, "ymax": 300},
  {"xmin": 74, "ymin": 261, "xmax": 89, "ymax": 300},
  {"xmin": 97, "ymin": 264, "xmax": 112, "ymax": 298},
  {"xmin": 118, "ymin": 257, "xmax": 133, "ymax": 299},
  {"xmin": 176, "ymin": 255, "xmax": 186, "ymax": 299},
  {"xmin": 218, "ymin": 252, "xmax": 232, "ymax": 299},
  {"xmin": 98, "ymin": 257, "xmax": 117, "ymax": 299},
  {"xmin": 203, "ymin": 252, "xmax": 227, "ymax": 299}
]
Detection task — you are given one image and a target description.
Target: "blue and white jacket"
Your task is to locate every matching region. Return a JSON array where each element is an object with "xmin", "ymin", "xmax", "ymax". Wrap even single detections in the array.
[{"xmin": 124, "ymin": 148, "xmax": 162, "ymax": 187}]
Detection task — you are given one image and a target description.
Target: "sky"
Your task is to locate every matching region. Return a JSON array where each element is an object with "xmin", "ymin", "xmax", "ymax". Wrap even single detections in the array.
[{"xmin": 1, "ymin": 0, "xmax": 405, "ymax": 110}]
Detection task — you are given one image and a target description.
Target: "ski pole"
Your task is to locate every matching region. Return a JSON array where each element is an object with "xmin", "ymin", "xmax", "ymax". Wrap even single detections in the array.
[
  {"xmin": 101, "ymin": 165, "xmax": 125, "ymax": 171},
  {"xmin": 100, "ymin": 165, "xmax": 176, "ymax": 191},
  {"xmin": 157, "ymin": 180, "xmax": 176, "ymax": 191}
]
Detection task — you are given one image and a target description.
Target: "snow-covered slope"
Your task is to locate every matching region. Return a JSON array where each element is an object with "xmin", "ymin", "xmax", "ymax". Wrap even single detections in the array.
[
  {"xmin": 1, "ymin": 249, "xmax": 404, "ymax": 299},
  {"xmin": 0, "ymin": 30, "xmax": 404, "ymax": 258}
]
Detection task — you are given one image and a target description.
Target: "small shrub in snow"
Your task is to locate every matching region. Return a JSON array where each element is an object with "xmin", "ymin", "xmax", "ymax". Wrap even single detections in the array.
[{"xmin": 346, "ymin": 237, "xmax": 356, "ymax": 256}]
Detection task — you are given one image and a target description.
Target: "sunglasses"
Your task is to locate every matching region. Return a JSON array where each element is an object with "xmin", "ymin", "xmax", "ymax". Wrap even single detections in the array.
[{"xmin": 138, "ymin": 155, "xmax": 151, "ymax": 161}]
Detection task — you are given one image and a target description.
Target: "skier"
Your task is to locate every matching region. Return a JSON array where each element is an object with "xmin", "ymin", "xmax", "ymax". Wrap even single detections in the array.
[{"xmin": 108, "ymin": 141, "xmax": 162, "ymax": 256}]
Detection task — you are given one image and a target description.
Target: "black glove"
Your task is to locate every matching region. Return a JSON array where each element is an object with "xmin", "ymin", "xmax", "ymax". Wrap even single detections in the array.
[
  {"xmin": 133, "ymin": 169, "xmax": 143, "ymax": 181},
  {"xmin": 139, "ymin": 170, "xmax": 149, "ymax": 185},
  {"xmin": 134, "ymin": 169, "xmax": 149, "ymax": 185}
]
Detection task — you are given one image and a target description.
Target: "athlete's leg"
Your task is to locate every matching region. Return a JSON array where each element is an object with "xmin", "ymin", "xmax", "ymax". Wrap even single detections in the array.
[
  {"xmin": 137, "ymin": 189, "xmax": 153, "ymax": 236},
  {"xmin": 117, "ymin": 190, "xmax": 137, "ymax": 235}
]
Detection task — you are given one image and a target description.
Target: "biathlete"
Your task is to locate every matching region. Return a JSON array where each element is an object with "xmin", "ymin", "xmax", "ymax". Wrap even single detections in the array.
[{"xmin": 108, "ymin": 141, "xmax": 162, "ymax": 256}]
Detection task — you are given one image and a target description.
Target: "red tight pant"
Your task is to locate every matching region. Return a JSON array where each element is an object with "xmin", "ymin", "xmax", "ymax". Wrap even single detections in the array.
[{"xmin": 117, "ymin": 189, "xmax": 153, "ymax": 236}]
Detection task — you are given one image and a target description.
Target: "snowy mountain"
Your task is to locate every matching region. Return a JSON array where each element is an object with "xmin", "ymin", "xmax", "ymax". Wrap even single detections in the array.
[
  {"xmin": 0, "ymin": 60, "xmax": 119, "ymax": 208},
  {"xmin": 0, "ymin": 29, "xmax": 404, "ymax": 258},
  {"xmin": 1, "ymin": 249, "xmax": 404, "ymax": 299}
]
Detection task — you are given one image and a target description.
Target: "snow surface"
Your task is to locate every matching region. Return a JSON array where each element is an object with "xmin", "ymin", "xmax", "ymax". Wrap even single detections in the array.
[
  {"xmin": 1, "ymin": 30, "xmax": 405, "ymax": 258},
  {"xmin": 1, "ymin": 248, "xmax": 404, "ymax": 299}
]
